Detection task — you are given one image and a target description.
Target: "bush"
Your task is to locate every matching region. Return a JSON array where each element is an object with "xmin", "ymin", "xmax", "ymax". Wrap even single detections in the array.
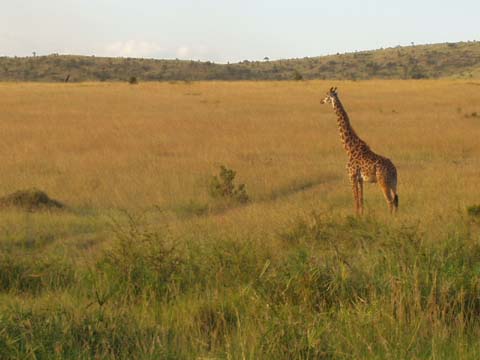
[
  {"xmin": 128, "ymin": 76, "xmax": 138, "ymax": 84},
  {"xmin": 209, "ymin": 165, "xmax": 249, "ymax": 204},
  {"xmin": 95, "ymin": 212, "xmax": 183, "ymax": 300},
  {"xmin": 293, "ymin": 70, "xmax": 303, "ymax": 81},
  {"xmin": 467, "ymin": 204, "xmax": 480, "ymax": 217}
]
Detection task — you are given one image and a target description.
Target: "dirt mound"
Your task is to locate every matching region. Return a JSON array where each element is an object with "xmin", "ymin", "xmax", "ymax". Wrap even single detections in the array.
[{"xmin": 0, "ymin": 189, "xmax": 65, "ymax": 211}]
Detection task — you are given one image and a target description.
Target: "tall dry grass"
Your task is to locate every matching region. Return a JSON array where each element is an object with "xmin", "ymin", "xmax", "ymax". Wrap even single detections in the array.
[
  {"xmin": 0, "ymin": 80, "xmax": 479, "ymax": 213},
  {"xmin": 1, "ymin": 80, "xmax": 480, "ymax": 358}
]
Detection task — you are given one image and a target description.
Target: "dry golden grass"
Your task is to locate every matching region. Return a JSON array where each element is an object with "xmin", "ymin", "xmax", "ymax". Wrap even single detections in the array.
[
  {"xmin": 1, "ymin": 80, "xmax": 480, "ymax": 359},
  {"xmin": 1, "ymin": 80, "xmax": 479, "ymax": 221}
]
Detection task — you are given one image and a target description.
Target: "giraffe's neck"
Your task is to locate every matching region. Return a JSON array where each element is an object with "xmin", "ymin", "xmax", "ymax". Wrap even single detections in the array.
[{"xmin": 331, "ymin": 96, "xmax": 364, "ymax": 154}]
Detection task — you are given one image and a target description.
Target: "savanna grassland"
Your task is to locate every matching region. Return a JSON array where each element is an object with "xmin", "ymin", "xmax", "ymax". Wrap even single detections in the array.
[{"xmin": 1, "ymin": 80, "xmax": 480, "ymax": 359}]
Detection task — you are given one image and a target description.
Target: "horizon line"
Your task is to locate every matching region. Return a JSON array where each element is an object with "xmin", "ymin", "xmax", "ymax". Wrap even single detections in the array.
[{"xmin": 1, "ymin": 39, "xmax": 478, "ymax": 65}]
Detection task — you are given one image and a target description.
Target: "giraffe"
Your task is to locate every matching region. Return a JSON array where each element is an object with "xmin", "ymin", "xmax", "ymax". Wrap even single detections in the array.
[{"xmin": 320, "ymin": 87, "xmax": 398, "ymax": 215}]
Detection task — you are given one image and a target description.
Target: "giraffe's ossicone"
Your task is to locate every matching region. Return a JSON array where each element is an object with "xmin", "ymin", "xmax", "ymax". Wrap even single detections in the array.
[{"xmin": 321, "ymin": 87, "xmax": 398, "ymax": 214}]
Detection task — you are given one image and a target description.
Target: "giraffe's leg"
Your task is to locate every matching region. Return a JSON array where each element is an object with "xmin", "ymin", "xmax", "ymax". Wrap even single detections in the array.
[
  {"xmin": 354, "ymin": 181, "xmax": 360, "ymax": 215},
  {"xmin": 358, "ymin": 177, "xmax": 364, "ymax": 215},
  {"xmin": 349, "ymin": 172, "xmax": 360, "ymax": 215},
  {"xmin": 376, "ymin": 166, "xmax": 398, "ymax": 215},
  {"xmin": 379, "ymin": 180, "xmax": 395, "ymax": 214}
]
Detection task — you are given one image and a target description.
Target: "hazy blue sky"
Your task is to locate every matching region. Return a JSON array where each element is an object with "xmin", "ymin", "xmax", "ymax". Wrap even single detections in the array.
[{"xmin": 1, "ymin": 0, "xmax": 478, "ymax": 63}]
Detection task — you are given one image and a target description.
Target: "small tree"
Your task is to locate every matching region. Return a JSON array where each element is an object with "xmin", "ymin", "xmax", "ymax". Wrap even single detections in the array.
[
  {"xmin": 209, "ymin": 165, "xmax": 249, "ymax": 204},
  {"xmin": 128, "ymin": 76, "xmax": 138, "ymax": 84},
  {"xmin": 467, "ymin": 205, "xmax": 480, "ymax": 217},
  {"xmin": 293, "ymin": 70, "xmax": 303, "ymax": 81}
]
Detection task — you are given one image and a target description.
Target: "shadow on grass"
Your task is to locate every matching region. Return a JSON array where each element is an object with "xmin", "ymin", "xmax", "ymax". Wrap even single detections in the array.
[{"xmin": 168, "ymin": 174, "xmax": 339, "ymax": 219}]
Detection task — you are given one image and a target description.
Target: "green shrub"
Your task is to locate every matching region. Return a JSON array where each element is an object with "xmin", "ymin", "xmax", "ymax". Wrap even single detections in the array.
[
  {"xmin": 209, "ymin": 165, "xmax": 249, "ymax": 204},
  {"xmin": 467, "ymin": 204, "xmax": 480, "ymax": 217},
  {"xmin": 293, "ymin": 70, "xmax": 303, "ymax": 81},
  {"xmin": 96, "ymin": 212, "xmax": 183, "ymax": 300}
]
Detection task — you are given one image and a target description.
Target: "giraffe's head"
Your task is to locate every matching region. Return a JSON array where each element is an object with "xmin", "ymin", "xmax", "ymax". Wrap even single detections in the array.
[{"xmin": 320, "ymin": 87, "xmax": 338, "ymax": 106}]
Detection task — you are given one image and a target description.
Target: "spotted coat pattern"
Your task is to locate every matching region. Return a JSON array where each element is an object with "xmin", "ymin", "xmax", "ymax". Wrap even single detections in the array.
[{"xmin": 321, "ymin": 87, "xmax": 398, "ymax": 214}]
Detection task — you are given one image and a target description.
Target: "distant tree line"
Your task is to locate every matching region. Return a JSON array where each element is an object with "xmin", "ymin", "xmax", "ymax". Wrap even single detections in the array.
[{"xmin": 0, "ymin": 41, "xmax": 479, "ymax": 82}]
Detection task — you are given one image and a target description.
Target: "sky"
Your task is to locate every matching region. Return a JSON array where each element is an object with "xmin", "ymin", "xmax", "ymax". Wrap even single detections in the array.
[{"xmin": 1, "ymin": 0, "xmax": 479, "ymax": 63}]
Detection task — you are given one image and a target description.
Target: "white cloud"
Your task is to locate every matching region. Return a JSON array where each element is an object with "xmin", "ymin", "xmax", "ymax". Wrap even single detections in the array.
[
  {"xmin": 103, "ymin": 40, "xmax": 163, "ymax": 58},
  {"xmin": 175, "ymin": 45, "xmax": 221, "ymax": 61},
  {"xmin": 93, "ymin": 40, "xmax": 224, "ymax": 62},
  {"xmin": 176, "ymin": 46, "xmax": 190, "ymax": 59}
]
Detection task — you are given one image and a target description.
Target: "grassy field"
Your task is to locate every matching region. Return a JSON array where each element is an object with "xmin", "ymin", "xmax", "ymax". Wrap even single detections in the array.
[{"xmin": 1, "ymin": 80, "xmax": 480, "ymax": 358}]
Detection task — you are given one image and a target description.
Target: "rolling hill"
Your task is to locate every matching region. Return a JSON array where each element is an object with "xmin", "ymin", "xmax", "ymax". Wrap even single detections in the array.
[{"xmin": 1, "ymin": 41, "xmax": 479, "ymax": 82}]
